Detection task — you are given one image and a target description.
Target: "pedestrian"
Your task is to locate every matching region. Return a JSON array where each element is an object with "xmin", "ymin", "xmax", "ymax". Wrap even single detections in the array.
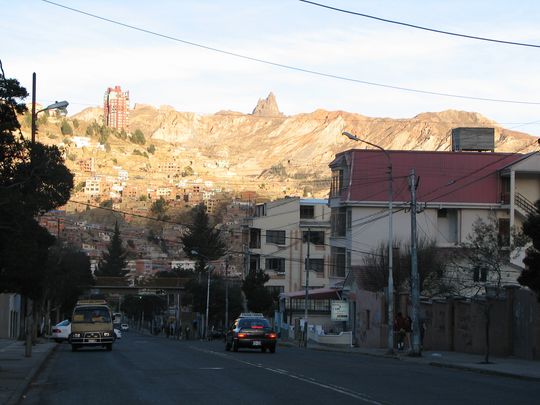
[
  {"xmin": 394, "ymin": 312, "xmax": 408, "ymax": 351},
  {"xmin": 405, "ymin": 316, "xmax": 412, "ymax": 350}
]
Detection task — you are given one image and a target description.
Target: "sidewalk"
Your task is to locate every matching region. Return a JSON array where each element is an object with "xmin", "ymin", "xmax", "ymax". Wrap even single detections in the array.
[
  {"xmin": 299, "ymin": 341, "xmax": 540, "ymax": 381},
  {"xmin": 0, "ymin": 338, "xmax": 57, "ymax": 405}
]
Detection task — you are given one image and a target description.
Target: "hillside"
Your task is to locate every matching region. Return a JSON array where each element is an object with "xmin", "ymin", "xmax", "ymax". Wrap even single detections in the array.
[{"xmin": 70, "ymin": 94, "xmax": 537, "ymax": 198}]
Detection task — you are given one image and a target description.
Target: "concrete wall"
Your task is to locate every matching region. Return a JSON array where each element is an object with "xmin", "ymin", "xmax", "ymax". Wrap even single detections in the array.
[
  {"xmin": 351, "ymin": 290, "xmax": 387, "ymax": 348},
  {"xmin": 414, "ymin": 288, "xmax": 539, "ymax": 360},
  {"xmin": 0, "ymin": 294, "xmax": 21, "ymax": 339},
  {"xmin": 351, "ymin": 287, "xmax": 540, "ymax": 360}
]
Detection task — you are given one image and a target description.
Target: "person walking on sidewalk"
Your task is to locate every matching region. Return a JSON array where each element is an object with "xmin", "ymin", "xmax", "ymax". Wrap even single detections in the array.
[{"xmin": 394, "ymin": 312, "xmax": 408, "ymax": 351}]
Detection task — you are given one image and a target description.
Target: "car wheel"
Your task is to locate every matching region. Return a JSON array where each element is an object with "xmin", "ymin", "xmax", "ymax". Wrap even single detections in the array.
[
  {"xmin": 106, "ymin": 344, "xmax": 113, "ymax": 351},
  {"xmin": 269, "ymin": 345, "xmax": 276, "ymax": 353},
  {"xmin": 71, "ymin": 345, "xmax": 78, "ymax": 352},
  {"xmin": 261, "ymin": 347, "xmax": 267, "ymax": 353},
  {"xmin": 232, "ymin": 340, "xmax": 238, "ymax": 352},
  {"xmin": 55, "ymin": 339, "xmax": 62, "ymax": 343}
]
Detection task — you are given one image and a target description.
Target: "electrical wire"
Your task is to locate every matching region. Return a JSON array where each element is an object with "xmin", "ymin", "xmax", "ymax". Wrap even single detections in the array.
[
  {"xmin": 299, "ymin": 0, "xmax": 540, "ymax": 49},
  {"xmin": 40, "ymin": 0, "xmax": 540, "ymax": 105}
]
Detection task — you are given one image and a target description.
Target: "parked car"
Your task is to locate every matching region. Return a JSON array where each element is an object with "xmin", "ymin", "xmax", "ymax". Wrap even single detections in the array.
[
  {"xmin": 120, "ymin": 323, "xmax": 129, "ymax": 331},
  {"xmin": 225, "ymin": 313, "xmax": 277, "ymax": 353},
  {"xmin": 114, "ymin": 328, "xmax": 122, "ymax": 339},
  {"xmin": 52, "ymin": 320, "xmax": 71, "ymax": 343}
]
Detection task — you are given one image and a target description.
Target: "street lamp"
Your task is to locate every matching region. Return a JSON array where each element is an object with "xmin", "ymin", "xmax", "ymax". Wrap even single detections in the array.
[
  {"xmin": 191, "ymin": 250, "xmax": 213, "ymax": 340},
  {"xmin": 342, "ymin": 131, "xmax": 395, "ymax": 354},
  {"xmin": 31, "ymin": 72, "xmax": 69, "ymax": 144}
]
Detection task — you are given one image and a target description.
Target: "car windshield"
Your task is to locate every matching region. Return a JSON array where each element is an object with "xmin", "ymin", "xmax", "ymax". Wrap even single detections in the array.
[
  {"xmin": 58, "ymin": 320, "xmax": 70, "ymax": 326},
  {"xmin": 72, "ymin": 307, "xmax": 111, "ymax": 323},
  {"xmin": 238, "ymin": 318, "xmax": 270, "ymax": 329}
]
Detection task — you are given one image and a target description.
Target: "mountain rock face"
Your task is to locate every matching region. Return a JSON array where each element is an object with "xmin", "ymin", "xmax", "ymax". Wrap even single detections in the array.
[
  {"xmin": 73, "ymin": 97, "xmax": 537, "ymax": 197},
  {"xmin": 251, "ymin": 92, "xmax": 283, "ymax": 117}
]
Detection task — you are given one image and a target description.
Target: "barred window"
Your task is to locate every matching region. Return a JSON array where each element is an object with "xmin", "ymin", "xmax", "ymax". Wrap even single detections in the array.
[
  {"xmin": 302, "ymin": 231, "xmax": 325, "ymax": 245},
  {"xmin": 266, "ymin": 230, "xmax": 286, "ymax": 245},
  {"xmin": 265, "ymin": 258, "xmax": 285, "ymax": 273},
  {"xmin": 306, "ymin": 258, "xmax": 324, "ymax": 273}
]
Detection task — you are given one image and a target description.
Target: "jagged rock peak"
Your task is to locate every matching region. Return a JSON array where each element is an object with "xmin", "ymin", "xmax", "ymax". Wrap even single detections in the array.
[{"xmin": 251, "ymin": 92, "xmax": 283, "ymax": 117}]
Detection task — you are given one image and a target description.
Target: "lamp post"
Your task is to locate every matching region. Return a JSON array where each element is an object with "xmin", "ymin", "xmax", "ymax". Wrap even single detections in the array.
[
  {"xmin": 31, "ymin": 72, "xmax": 69, "ymax": 144},
  {"xmin": 342, "ymin": 131, "xmax": 395, "ymax": 354}
]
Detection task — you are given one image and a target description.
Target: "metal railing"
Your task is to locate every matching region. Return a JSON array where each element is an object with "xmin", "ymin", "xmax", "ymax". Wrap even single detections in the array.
[{"xmin": 515, "ymin": 193, "xmax": 537, "ymax": 216}]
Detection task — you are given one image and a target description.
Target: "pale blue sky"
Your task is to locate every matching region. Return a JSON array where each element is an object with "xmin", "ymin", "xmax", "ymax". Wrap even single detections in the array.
[{"xmin": 3, "ymin": 0, "xmax": 540, "ymax": 136}]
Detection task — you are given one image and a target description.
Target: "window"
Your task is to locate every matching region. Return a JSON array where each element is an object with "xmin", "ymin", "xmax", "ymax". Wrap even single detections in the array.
[
  {"xmin": 250, "ymin": 228, "xmax": 261, "ymax": 249},
  {"xmin": 498, "ymin": 218, "xmax": 510, "ymax": 247},
  {"xmin": 266, "ymin": 286, "xmax": 284, "ymax": 297},
  {"xmin": 249, "ymin": 255, "xmax": 260, "ymax": 272},
  {"xmin": 266, "ymin": 230, "xmax": 286, "ymax": 245},
  {"xmin": 300, "ymin": 205, "xmax": 315, "ymax": 219},
  {"xmin": 436, "ymin": 208, "xmax": 458, "ymax": 243},
  {"xmin": 306, "ymin": 258, "xmax": 324, "ymax": 273},
  {"xmin": 265, "ymin": 258, "xmax": 285, "ymax": 273},
  {"xmin": 331, "ymin": 247, "xmax": 346, "ymax": 277},
  {"xmin": 303, "ymin": 230, "xmax": 325, "ymax": 245},
  {"xmin": 347, "ymin": 208, "xmax": 352, "ymax": 230},
  {"xmin": 473, "ymin": 266, "xmax": 488, "ymax": 282},
  {"xmin": 330, "ymin": 169, "xmax": 344, "ymax": 197},
  {"xmin": 331, "ymin": 207, "xmax": 347, "ymax": 237}
]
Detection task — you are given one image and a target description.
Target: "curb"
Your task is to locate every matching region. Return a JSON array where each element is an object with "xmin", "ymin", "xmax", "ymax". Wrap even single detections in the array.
[
  {"xmin": 429, "ymin": 361, "xmax": 540, "ymax": 382},
  {"xmin": 6, "ymin": 342, "xmax": 58, "ymax": 405}
]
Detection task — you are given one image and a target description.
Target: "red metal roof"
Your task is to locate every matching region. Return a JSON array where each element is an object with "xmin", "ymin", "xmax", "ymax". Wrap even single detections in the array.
[{"xmin": 340, "ymin": 150, "xmax": 523, "ymax": 204}]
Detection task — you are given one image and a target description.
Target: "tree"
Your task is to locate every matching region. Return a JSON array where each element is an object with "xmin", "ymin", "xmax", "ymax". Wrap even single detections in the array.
[
  {"xmin": 362, "ymin": 238, "xmax": 451, "ymax": 296},
  {"xmin": 147, "ymin": 144, "xmax": 156, "ymax": 154},
  {"xmin": 95, "ymin": 222, "xmax": 128, "ymax": 277},
  {"xmin": 45, "ymin": 244, "xmax": 94, "ymax": 320},
  {"xmin": 60, "ymin": 119, "xmax": 73, "ymax": 135},
  {"xmin": 0, "ymin": 64, "xmax": 73, "ymax": 354},
  {"xmin": 457, "ymin": 216, "xmax": 510, "ymax": 363},
  {"xmin": 518, "ymin": 200, "xmax": 540, "ymax": 300},
  {"xmin": 0, "ymin": 65, "xmax": 74, "ymax": 297},
  {"xmin": 150, "ymin": 197, "xmax": 169, "ymax": 221},
  {"xmin": 181, "ymin": 204, "xmax": 226, "ymax": 272},
  {"xmin": 242, "ymin": 269, "xmax": 274, "ymax": 315},
  {"xmin": 131, "ymin": 129, "xmax": 146, "ymax": 145}
]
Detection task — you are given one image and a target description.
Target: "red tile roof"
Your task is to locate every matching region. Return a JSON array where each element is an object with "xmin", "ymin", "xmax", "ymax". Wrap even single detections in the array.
[{"xmin": 340, "ymin": 150, "xmax": 523, "ymax": 204}]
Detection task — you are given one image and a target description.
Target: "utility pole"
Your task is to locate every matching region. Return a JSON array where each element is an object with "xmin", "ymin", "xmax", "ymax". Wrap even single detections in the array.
[
  {"xmin": 225, "ymin": 256, "xmax": 229, "ymax": 329},
  {"xmin": 304, "ymin": 227, "xmax": 311, "ymax": 348},
  {"xmin": 409, "ymin": 169, "xmax": 421, "ymax": 356}
]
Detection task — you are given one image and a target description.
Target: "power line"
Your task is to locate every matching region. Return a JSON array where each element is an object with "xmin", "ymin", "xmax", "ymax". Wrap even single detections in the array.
[
  {"xmin": 41, "ymin": 0, "xmax": 540, "ymax": 105},
  {"xmin": 299, "ymin": 0, "xmax": 540, "ymax": 49}
]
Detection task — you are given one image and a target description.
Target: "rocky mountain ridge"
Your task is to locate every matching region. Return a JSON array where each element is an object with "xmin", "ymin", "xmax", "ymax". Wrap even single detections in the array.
[{"xmin": 73, "ymin": 94, "xmax": 537, "ymax": 197}]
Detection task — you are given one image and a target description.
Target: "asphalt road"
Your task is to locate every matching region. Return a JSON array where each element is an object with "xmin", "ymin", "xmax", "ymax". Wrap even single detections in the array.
[{"xmin": 21, "ymin": 333, "xmax": 538, "ymax": 405}]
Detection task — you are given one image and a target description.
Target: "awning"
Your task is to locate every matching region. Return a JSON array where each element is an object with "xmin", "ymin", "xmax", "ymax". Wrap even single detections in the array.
[{"xmin": 280, "ymin": 287, "xmax": 342, "ymax": 300}]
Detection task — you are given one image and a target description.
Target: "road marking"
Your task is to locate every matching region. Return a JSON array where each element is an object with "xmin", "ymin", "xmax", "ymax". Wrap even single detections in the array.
[
  {"xmin": 192, "ymin": 347, "xmax": 384, "ymax": 404},
  {"xmin": 199, "ymin": 367, "xmax": 224, "ymax": 370}
]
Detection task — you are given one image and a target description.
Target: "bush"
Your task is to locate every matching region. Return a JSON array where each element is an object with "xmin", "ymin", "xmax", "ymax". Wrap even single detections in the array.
[
  {"xmin": 60, "ymin": 120, "xmax": 73, "ymax": 135},
  {"xmin": 131, "ymin": 129, "xmax": 146, "ymax": 145}
]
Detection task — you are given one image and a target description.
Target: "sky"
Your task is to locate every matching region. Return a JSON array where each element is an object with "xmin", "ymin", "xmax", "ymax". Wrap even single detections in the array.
[{"xmin": 3, "ymin": 0, "xmax": 540, "ymax": 136}]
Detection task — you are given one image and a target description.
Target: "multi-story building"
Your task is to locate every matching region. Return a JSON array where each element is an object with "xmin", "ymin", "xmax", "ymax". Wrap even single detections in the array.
[
  {"xmin": 103, "ymin": 85, "xmax": 129, "ymax": 130},
  {"xmin": 78, "ymin": 157, "xmax": 95, "ymax": 173},
  {"xmin": 244, "ymin": 197, "xmax": 332, "ymax": 296},
  {"xmin": 84, "ymin": 176, "xmax": 101, "ymax": 198},
  {"xmin": 328, "ymin": 146, "xmax": 540, "ymax": 290}
]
